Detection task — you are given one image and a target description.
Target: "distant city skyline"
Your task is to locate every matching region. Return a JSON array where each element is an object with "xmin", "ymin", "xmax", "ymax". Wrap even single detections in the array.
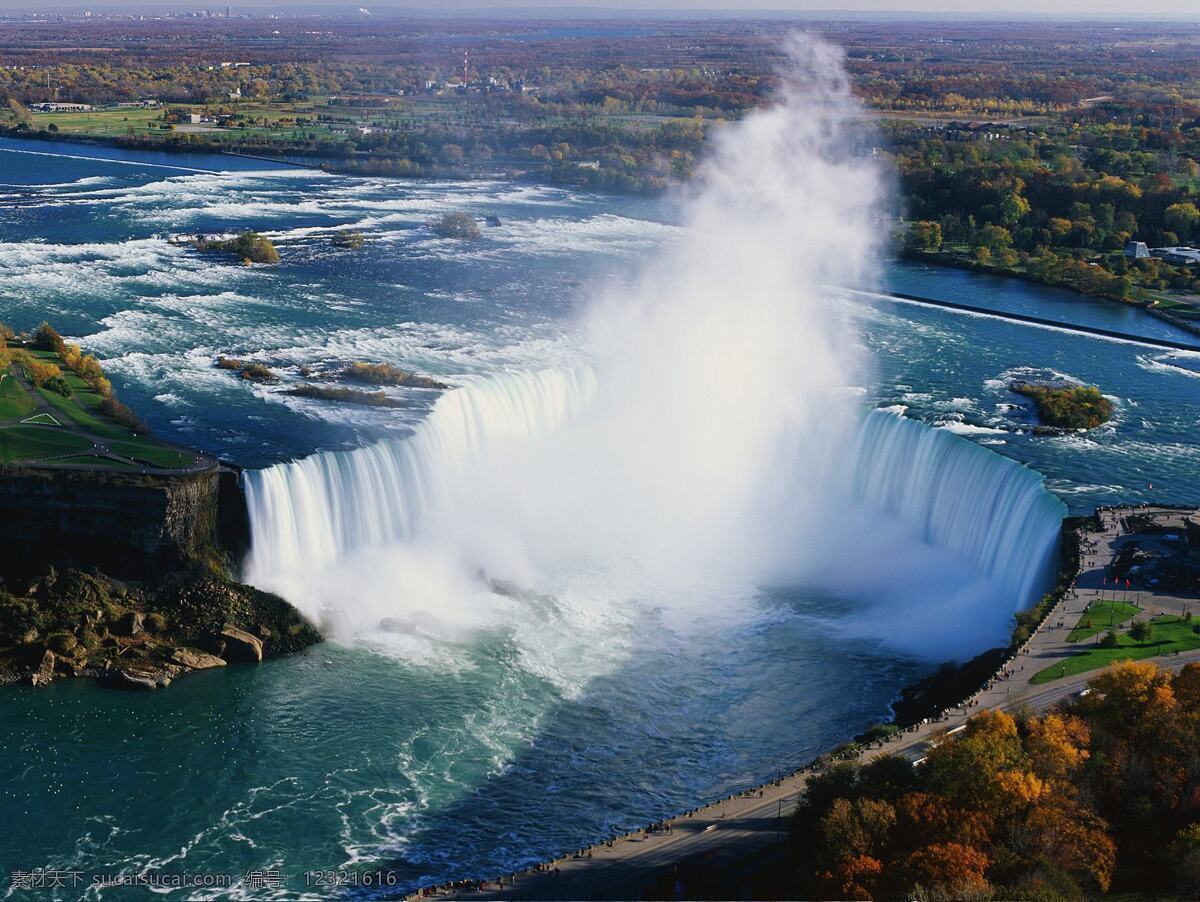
[{"xmin": 0, "ymin": 0, "xmax": 1196, "ymax": 18}]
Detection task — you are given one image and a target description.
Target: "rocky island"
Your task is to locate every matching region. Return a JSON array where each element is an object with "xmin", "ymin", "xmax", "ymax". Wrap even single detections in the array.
[
  {"xmin": 0, "ymin": 321, "xmax": 320, "ymax": 689},
  {"xmin": 191, "ymin": 230, "xmax": 280, "ymax": 265},
  {"xmin": 1011, "ymin": 379, "xmax": 1114, "ymax": 431}
]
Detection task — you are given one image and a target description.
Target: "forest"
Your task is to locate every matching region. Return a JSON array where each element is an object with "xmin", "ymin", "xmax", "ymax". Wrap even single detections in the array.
[{"xmin": 780, "ymin": 661, "xmax": 1200, "ymax": 899}]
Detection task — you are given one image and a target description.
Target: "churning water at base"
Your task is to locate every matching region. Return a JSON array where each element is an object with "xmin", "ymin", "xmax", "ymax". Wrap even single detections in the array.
[{"xmin": 243, "ymin": 366, "xmax": 1065, "ymax": 660}]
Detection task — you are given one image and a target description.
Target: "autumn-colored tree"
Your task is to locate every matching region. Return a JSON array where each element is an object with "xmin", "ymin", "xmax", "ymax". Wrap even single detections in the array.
[
  {"xmin": 902, "ymin": 842, "xmax": 991, "ymax": 898},
  {"xmin": 1024, "ymin": 713, "xmax": 1090, "ymax": 785},
  {"xmin": 1024, "ymin": 798, "xmax": 1116, "ymax": 891},
  {"xmin": 924, "ymin": 709, "xmax": 1041, "ymax": 816}
]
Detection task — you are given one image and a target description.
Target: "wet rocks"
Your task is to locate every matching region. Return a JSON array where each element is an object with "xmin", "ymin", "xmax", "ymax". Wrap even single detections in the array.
[
  {"xmin": 170, "ymin": 647, "xmax": 227, "ymax": 670},
  {"xmin": 28, "ymin": 650, "xmax": 56, "ymax": 687},
  {"xmin": 1, "ymin": 566, "xmax": 320, "ymax": 690},
  {"xmin": 219, "ymin": 626, "xmax": 263, "ymax": 662}
]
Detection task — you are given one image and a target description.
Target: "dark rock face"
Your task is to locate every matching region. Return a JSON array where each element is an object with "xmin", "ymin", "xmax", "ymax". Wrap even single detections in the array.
[
  {"xmin": 0, "ymin": 567, "xmax": 321, "ymax": 690},
  {"xmin": 0, "ymin": 467, "xmax": 219, "ymax": 580},
  {"xmin": 29, "ymin": 649, "xmax": 55, "ymax": 687}
]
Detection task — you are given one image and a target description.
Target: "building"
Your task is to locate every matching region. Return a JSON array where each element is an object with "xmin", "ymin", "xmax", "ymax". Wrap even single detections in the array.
[
  {"xmin": 1123, "ymin": 240, "xmax": 1150, "ymax": 259},
  {"xmin": 28, "ymin": 102, "xmax": 92, "ymax": 112},
  {"xmin": 1150, "ymin": 246, "xmax": 1200, "ymax": 266}
]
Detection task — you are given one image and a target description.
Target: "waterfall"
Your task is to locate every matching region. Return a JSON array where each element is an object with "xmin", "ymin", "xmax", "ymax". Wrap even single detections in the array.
[
  {"xmin": 244, "ymin": 368, "xmax": 1065, "ymax": 633},
  {"xmin": 242, "ymin": 367, "xmax": 597, "ymax": 586},
  {"xmin": 847, "ymin": 410, "xmax": 1066, "ymax": 612}
]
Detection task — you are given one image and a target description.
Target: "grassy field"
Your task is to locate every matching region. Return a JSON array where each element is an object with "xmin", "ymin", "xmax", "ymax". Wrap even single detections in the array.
[
  {"xmin": 5, "ymin": 353, "xmax": 197, "ymax": 468},
  {"xmin": 30, "ymin": 106, "xmax": 166, "ymax": 137},
  {"xmin": 30, "ymin": 101, "xmax": 345, "ymax": 143},
  {"xmin": 0, "ymin": 371, "xmax": 36, "ymax": 420},
  {"xmin": 1067, "ymin": 600, "xmax": 1141, "ymax": 642},
  {"xmin": 52, "ymin": 453, "xmax": 137, "ymax": 470},
  {"xmin": 0, "ymin": 425, "xmax": 92, "ymax": 463},
  {"xmin": 106, "ymin": 440, "xmax": 192, "ymax": 469},
  {"xmin": 1032, "ymin": 615, "xmax": 1200, "ymax": 684}
]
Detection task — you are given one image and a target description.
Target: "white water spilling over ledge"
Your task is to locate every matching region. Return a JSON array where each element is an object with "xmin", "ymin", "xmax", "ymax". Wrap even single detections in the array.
[
  {"xmin": 847, "ymin": 409, "xmax": 1066, "ymax": 614},
  {"xmin": 243, "ymin": 367, "xmax": 1065, "ymax": 645},
  {"xmin": 243, "ymin": 367, "xmax": 597, "ymax": 585}
]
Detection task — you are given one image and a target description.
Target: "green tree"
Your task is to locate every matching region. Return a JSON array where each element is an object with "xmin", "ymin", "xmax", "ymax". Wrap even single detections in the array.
[
  {"xmin": 1129, "ymin": 620, "xmax": 1153, "ymax": 646},
  {"xmin": 905, "ymin": 220, "xmax": 942, "ymax": 252},
  {"xmin": 1164, "ymin": 202, "xmax": 1200, "ymax": 242}
]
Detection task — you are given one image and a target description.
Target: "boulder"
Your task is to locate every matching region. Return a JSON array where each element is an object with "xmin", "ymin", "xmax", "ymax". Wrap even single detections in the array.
[
  {"xmin": 219, "ymin": 626, "xmax": 263, "ymax": 663},
  {"xmin": 28, "ymin": 650, "xmax": 55, "ymax": 687},
  {"xmin": 170, "ymin": 647, "xmax": 227, "ymax": 670},
  {"xmin": 114, "ymin": 611, "xmax": 145, "ymax": 636},
  {"xmin": 110, "ymin": 662, "xmax": 181, "ymax": 690}
]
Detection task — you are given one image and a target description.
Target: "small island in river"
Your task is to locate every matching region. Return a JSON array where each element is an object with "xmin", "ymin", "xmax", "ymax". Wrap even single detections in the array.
[{"xmin": 1011, "ymin": 379, "xmax": 1114, "ymax": 431}]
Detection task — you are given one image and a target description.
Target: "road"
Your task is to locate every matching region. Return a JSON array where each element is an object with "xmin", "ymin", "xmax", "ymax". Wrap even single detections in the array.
[{"xmin": 415, "ymin": 507, "xmax": 1200, "ymax": 902}]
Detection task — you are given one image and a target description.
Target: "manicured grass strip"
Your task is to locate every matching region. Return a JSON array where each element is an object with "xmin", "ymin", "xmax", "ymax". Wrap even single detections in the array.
[
  {"xmin": 20, "ymin": 412, "xmax": 60, "ymax": 426},
  {"xmin": 0, "ymin": 426, "xmax": 93, "ymax": 462},
  {"xmin": 105, "ymin": 440, "xmax": 193, "ymax": 469},
  {"xmin": 1032, "ymin": 616, "xmax": 1200, "ymax": 684},
  {"xmin": 36, "ymin": 380, "xmax": 135, "ymax": 441},
  {"xmin": 1068, "ymin": 601, "xmax": 1141, "ymax": 642},
  {"xmin": 52, "ymin": 454, "xmax": 138, "ymax": 470},
  {"xmin": 0, "ymin": 371, "xmax": 36, "ymax": 420}
]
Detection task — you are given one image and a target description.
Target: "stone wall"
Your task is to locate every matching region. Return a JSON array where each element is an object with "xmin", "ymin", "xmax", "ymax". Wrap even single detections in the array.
[{"xmin": 0, "ymin": 465, "xmax": 219, "ymax": 579}]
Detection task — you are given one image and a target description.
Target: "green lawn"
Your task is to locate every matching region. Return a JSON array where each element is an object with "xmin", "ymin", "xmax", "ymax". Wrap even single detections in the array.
[
  {"xmin": 18, "ymin": 350, "xmax": 196, "ymax": 468},
  {"xmin": 105, "ymin": 440, "xmax": 192, "ymax": 469},
  {"xmin": 1068, "ymin": 601, "xmax": 1141, "ymax": 642},
  {"xmin": 0, "ymin": 426, "xmax": 93, "ymax": 463},
  {"xmin": 0, "ymin": 370, "xmax": 36, "ymax": 420},
  {"xmin": 1032, "ymin": 616, "xmax": 1200, "ymax": 684},
  {"xmin": 53, "ymin": 453, "xmax": 137, "ymax": 470}
]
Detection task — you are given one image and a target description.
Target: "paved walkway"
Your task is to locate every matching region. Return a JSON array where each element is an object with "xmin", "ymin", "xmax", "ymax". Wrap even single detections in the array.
[{"xmin": 414, "ymin": 506, "xmax": 1200, "ymax": 901}]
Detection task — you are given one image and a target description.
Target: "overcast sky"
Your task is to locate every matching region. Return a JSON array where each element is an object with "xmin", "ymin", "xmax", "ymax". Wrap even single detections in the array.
[{"xmin": 2, "ymin": 0, "xmax": 1197, "ymax": 16}]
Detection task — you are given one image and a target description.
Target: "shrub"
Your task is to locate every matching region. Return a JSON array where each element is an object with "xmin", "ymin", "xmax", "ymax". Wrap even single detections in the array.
[
  {"xmin": 431, "ymin": 212, "xmax": 481, "ymax": 239},
  {"xmin": 31, "ymin": 321, "xmax": 65, "ymax": 354},
  {"xmin": 1012, "ymin": 382, "xmax": 1113, "ymax": 430},
  {"xmin": 214, "ymin": 357, "xmax": 277, "ymax": 383},
  {"xmin": 194, "ymin": 231, "xmax": 280, "ymax": 264},
  {"xmin": 100, "ymin": 395, "xmax": 146, "ymax": 432},
  {"xmin": 344, "ymin": 361, "xmax": 447, "ymax": 389},
  {"xmin": 331, "ymin": 230, "xmax": 365, "ymax": 249},
  {"xmin": 285, "ymin": 383, "xmax": 402, "ymax": 407},
  {"xmin": 1099, "ymin": 631, "xmax": 1119, "ymax": 648},
  {"xmin": 42, "ymin": 375, "xmax": 71, "ymax": 397}
]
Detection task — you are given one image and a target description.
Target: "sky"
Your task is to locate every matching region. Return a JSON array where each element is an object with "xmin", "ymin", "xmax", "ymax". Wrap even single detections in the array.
[{"xmin": 1, "ymin": 0, "xmax": 1197, "ymax": 16}]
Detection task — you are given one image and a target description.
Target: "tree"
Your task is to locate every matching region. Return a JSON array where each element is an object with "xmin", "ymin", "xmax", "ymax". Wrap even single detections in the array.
[
  {"xmin": 1129, "ymin": 620, "xmax": 1153, "ymax": 646},
  {"xmin": 902, "ymin": 842, "xmax": 991, "ymax": 898},
  {"xmin": 1099, "ymin": 630, "xmax": 1118, "ymax": 648},
  {"xmin": 999, "ymin": 190, "xmax": 1031, "ymax": 226},
  {"xmin": 431, "ymin": 212, "xmax": 480, "ymax": 239},
  {"xmin": 1164, "ymin": 202, "xmax": 1200, "ymax": 242},
  {"xmin": 1025, "ymin": 713, "xmax": 1090, "ymax": 783},
  {"xmin": 32, "ymin": 322, "xmax": 65, "ymax": 353},
  {"xmin": 905, "ymin": 220, "xmax": 942, "ymax": 252}
]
